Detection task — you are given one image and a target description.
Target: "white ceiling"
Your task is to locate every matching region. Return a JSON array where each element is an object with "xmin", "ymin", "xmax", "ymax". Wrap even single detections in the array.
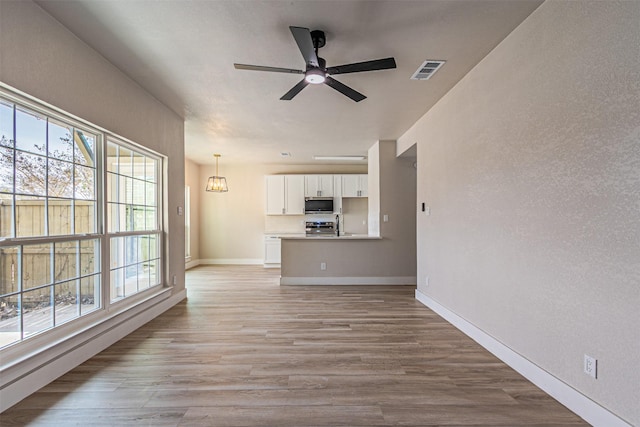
[{"xmin": 37, "ymin": 0, "xmax": 542, "ymax": 166}]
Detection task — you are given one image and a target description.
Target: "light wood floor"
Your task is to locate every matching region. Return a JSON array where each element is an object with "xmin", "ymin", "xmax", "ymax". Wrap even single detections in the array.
[{"xmin": 1, "ymin": 265, "xmax": 588, "ymax": 426}]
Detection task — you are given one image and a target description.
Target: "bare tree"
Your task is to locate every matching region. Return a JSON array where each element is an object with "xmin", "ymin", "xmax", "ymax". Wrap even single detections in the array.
[{"xmin": 0, "ymin": 132, "xmax": 94, "ymax": 199}]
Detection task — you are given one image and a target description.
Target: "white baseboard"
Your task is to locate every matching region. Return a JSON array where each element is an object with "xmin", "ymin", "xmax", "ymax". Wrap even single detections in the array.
[
  {"xmin": 414, "ymin": 289, "xmax": 631, "ymax": 427},
  {"xmin": 200, "ymin": 258, "xmax": 263, "ymax": 265},
  {"xmin": 0, "ymin": 289, "xmax": 186, "ymax": 412},
  {"xmin": 281, "ymin": 276, "xmax": 416, "ymax": 286},
  {"xmin": 263, "ymin": 263, "xmax": 281, "ymax": 269},
  {"xmin": 185, "ymin": 259, "xmax": 201, "ymax": 270}
]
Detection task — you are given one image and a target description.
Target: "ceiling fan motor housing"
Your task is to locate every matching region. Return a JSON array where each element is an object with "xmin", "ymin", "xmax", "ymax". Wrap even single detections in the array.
[
  {"xmin": 309, "ymin": 57, "xmax": 327, "ymax": 71},
  {"xmin": 310, "ymin": 30, "xmax": 326, "ymax": 49}
]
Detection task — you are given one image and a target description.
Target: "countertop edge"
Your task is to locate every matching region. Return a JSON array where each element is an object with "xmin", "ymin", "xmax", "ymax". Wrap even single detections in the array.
[{"xmin": 280, "ymin": 235, "xmax": 382, "ymax": 240}]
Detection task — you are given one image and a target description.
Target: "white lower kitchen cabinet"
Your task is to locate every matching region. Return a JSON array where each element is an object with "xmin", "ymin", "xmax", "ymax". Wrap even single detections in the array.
[{"xmin": 264, "ymin": 236, "xmax": 281, "ymax": 267}]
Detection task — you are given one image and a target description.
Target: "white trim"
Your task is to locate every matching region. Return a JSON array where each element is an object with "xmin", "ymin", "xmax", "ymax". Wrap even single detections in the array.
[
  {"xmin": 263, "ymin": 263, "xmax": 281, "ymax": 269},
  {"xmin": 185, "ymin": 258, "xmax": 201, "ymax": 270},
  {"xmin": 0, "ymin": 289, "xmax": 186, "ymax": 412},
  {"xmin": 199, "ymin": 258, "xmax": 263, "ymax": 265},
  {"xmin": 415, "ymin": 290, "xmax": 631, "ymax": 427},
  {"xmin": 280, "ymin": 276, "xmax": 416, "ymax": 286}
]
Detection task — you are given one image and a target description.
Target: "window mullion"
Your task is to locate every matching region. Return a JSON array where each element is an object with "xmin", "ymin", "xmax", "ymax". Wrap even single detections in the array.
[
  {"xmin": 44, "ymin": 117, "xmax": 49, "ymax": 237},
  {"xmin": 17, "ymin": 245, "xmax": 24, "ymax": 341},
  {"xmin": 70, "ymin": 126, "xmax": 76, "ymax": 235},
  {"xmin": 100, "ymin": 136, "xmax": 110, "ymax": 311},
  {"xmin": 50, "ymin": 242, "xmax": 55, "ymax": 327},
  {"xmin": 11, "ymin": 105, "xmax": 17, "ymax": 239}
]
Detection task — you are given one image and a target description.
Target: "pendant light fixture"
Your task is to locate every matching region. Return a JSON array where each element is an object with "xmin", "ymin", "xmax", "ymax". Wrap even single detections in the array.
[{"xmin": 205, "ymin": 154, "xmax": 228, "ymax": 192}]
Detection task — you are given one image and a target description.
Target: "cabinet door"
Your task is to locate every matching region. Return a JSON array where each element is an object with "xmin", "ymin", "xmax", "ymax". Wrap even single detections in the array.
[
  {"xmin": 358, "ymin": 174, "xmax": 368, "ymax": 197},
  {"xmin": 304, "ymin": 175, "xmax": 320, "ymax": 197},
  {"xmin": 319, "ymin": 175, "xmax": 334, "ymax": 197},
  {"xmin": 265, "ymin": 175, "xmax": 285, "ymax": 214},
  {"xmin": 342, "ymin": 175, "xmax": 359, "ymax": 197},
  {"xmin": 285, "ymin": 175, "xmax": 305, "ymax": 215},
  {"xmin": 264, "ymin": 237, "xmax": 281, "ymax": 264}
]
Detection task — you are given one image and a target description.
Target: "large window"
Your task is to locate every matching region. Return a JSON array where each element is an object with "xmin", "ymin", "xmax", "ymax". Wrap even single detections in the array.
[
  {"xmin": 0, "ymin": 90, "xmax": 164, "ymax": 349},
  {"xmin": 0, "ymin": 100, "xmax": 101, "ymax": 347}
]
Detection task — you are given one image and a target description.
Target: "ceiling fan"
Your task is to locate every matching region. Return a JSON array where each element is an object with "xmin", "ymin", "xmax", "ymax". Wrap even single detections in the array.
[{"xmin": 234, "ymin": 26, "xmax": 397, "ymax": 102}]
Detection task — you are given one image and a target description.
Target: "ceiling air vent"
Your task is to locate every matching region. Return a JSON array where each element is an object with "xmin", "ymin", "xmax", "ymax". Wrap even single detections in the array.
[{"xmin": 410, "ymin": 60, "xmax": 445, "ymax": 81}]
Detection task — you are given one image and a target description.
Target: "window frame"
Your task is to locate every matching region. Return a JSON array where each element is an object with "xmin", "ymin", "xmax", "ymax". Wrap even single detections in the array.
[
  {"xmin": 105, "ymin": 136, "xmax": 163, "ymax": 303},
  {"xmin": 184, "ymin": 185, "xmax": 191, "ymax": 260},
  {"xmin": 0, "ymin": 86, "xmax": 167, "ymax": 352}
]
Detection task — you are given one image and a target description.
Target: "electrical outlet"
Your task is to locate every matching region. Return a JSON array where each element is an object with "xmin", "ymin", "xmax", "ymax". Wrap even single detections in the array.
[
  {"xmin": 383, "ymin": 214, "xmax": 389, "ymax": 223},
  {"xmin": 177, "ymin": 206, "xmax": 183, "ymax": 216},
  {"xmin": 320, "ymin": 262, "xmax": 326, "ymax": 271},
  {"xmin": 172, "ymin": 275, "xmax": 177, "ymax": 286},
  {"xmin": 584, "ymin": 354, "xmax": 597, "ymax": 379},
  {"xmin": 425, "ymin": 276, "xmax": 429, "ymax": 287}
]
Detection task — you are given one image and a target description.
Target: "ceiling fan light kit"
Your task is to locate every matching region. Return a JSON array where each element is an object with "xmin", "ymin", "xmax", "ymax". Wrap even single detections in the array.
[
  {"xmin": 234, "ymin": 26, "xmax": 397, "ymax": 102},
  {"xmin": 305, "ymin": 68, "xmax": 326, "ymax": 84}
]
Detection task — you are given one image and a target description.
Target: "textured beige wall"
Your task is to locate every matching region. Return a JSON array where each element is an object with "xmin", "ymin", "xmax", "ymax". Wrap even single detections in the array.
[
  {"xmin": 0, "ymin": 0, "xmax": 186, "ymax": 292},
  {"xmin": 399, "ymin": 1, "xmax": 640, "ymax": 424},
  {"xmin": 198, "ymin": 163, "xmax": 366, "ymax": 262},
  {"xmin": 367, "ymin": 143, "xmax": 381, "ymax": 236},
  {"xmin": 341, "ymin": 198, "xmax": 368, "ymax": 235},
  {"xmin": 184, "ymin": 159, "xmax": 201, "ymax": 262}
]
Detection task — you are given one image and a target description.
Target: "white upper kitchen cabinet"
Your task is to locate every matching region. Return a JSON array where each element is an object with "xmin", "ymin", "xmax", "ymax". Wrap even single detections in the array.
[
  {"xmin": 304, "ymin": 175, "xmax": 334, "ymax": 197},
  {"xmin": 285, "ymin": 175, "xmax": 305, "ymax": 214},
  {"xmin": 341, "ymin": 174, "xmax": 368, "ymax": 197},
  {"xmin": 265, "ymin": 175, "xmax": 304, "ymax": 215}
]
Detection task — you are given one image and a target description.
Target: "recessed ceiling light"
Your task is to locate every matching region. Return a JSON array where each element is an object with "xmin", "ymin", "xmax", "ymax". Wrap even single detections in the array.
[{"xmin": 313, "ymin": 155, "xmax": 366, "ymax": 161}]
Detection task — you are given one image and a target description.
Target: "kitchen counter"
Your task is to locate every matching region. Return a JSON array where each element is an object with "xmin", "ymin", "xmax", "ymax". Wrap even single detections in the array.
[
  {"xmin": 281, "ymin": 234, "xmax": 381, "ymax": 240},
  {"xmin": 264, "ymin": 233, "xmax": 306, "ymax": 237}
]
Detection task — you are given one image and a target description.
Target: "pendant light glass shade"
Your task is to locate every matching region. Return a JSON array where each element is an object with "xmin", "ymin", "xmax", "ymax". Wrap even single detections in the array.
[{"xmin": 205, "ymin": 154, "xmax": 228, "ymax": 192}]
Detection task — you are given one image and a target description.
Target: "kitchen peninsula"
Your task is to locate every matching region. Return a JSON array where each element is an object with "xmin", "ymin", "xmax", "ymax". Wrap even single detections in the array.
[{"xmin": 280, "ymin": 235, "xmax": 413, "ymax": 285}]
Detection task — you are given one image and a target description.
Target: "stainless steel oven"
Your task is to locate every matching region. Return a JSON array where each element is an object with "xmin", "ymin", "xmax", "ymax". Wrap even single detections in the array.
[{"xmin": 305, "ymin": 221, "xmax": 336, "ymax": 236}]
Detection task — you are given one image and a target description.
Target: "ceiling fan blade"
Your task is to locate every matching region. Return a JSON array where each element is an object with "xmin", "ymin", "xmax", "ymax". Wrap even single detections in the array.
[
  {"xmin": 280, "ymin": 79, "xmax": 309, "ymax": 100},
  {"xmin": 234, "ymin": 63, "xmax": 303, "ymax": 74},
  {"xmin": 327, "ymin": 57, "xmax": 397, "ymax": 75},
  {"xmin": 289, "ymin": 26, "xmax": 319, "ymax": 67},
  {"xmin": 324, "ymin": 77, "xmax": 366, "ymax": 102}
]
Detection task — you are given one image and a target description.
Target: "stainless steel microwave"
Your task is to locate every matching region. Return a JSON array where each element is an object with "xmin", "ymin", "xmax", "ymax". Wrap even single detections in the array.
[{"xmin": 304, "ymin": 197, "xmax": 334, "ymax": 214}]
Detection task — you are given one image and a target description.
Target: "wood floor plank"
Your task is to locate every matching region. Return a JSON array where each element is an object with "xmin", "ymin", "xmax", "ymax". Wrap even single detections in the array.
[{"xmin": 0, "ymin": 265, "xmax": 589, "ymax": 426}]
